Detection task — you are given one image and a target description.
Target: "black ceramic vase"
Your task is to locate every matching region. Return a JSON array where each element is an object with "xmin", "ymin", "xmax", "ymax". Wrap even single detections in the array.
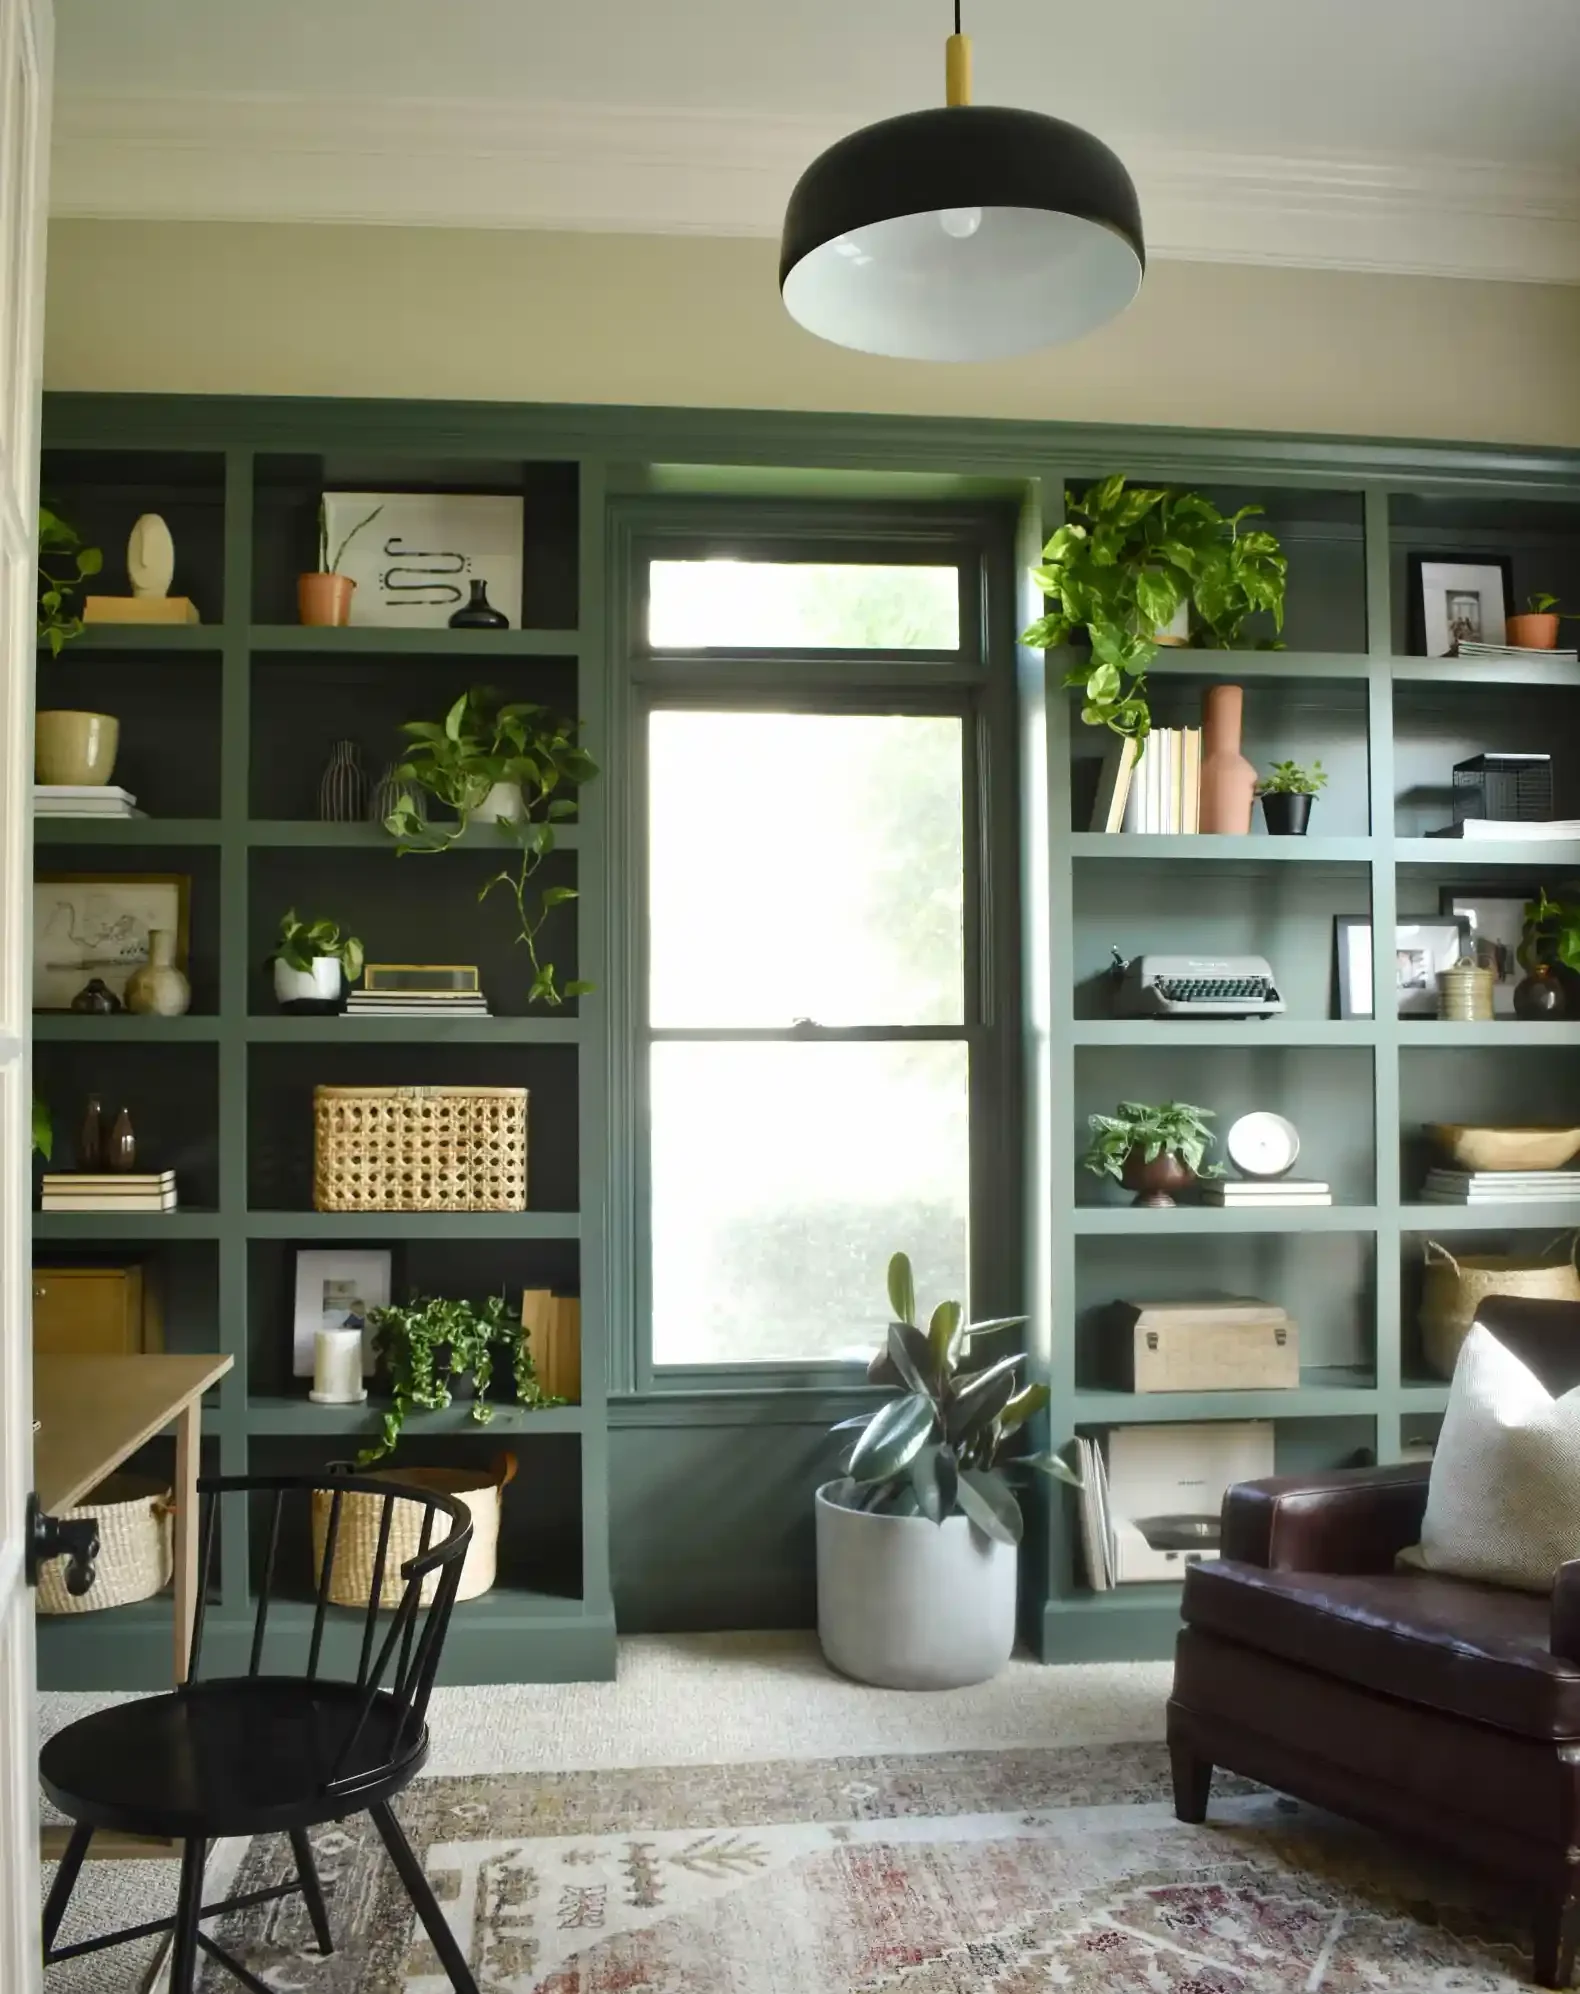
[
  {"xmin": 1260, "ymin": 792, "xmax": 1312, "ymax": 836},
  {"xmin": 70, "ymin": 978, "xmax": 122, "ymax": 1014},
  {"xmin": 449, "ymin": 580, "xmax": 509, "ymax": 630}
]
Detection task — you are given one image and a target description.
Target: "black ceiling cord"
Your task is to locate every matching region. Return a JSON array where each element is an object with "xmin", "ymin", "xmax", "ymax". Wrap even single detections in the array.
[{"xmin": 954, "ymin": 0, "xmax": 962, "ymax": 33}]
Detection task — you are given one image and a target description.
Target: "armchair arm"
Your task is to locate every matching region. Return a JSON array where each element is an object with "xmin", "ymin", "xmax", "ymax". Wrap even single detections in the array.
[
  {"xmin": 1551, "ymin": 1561, "xmax": 1580, "ymax": 1662},
  {"xmin": 1221, "ymin": 1462, "xmax": 1431, "ymax": 1573}
]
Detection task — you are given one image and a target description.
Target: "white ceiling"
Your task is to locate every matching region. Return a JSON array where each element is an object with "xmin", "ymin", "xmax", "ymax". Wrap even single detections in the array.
[{"xmin": 50, "ymin": 0, "xmax": 1580, "ymax": 282}]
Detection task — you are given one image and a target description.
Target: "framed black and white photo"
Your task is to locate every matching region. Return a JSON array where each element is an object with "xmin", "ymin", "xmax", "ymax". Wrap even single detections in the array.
[
  {"xmin": 1334, "ymin": 916, "xmax": 1471, "ymax": 1017},
  {"xmin": 1408, "ymin": 555, "xmax": 1512, "ymax": 657},
  {"xmin": 292, "ymin": 1249, "xmax": 391, "ymax": 1377},
  {"xmin": 1439, "ymin": 886, "xmax": 1533, "ymax": 1017}
]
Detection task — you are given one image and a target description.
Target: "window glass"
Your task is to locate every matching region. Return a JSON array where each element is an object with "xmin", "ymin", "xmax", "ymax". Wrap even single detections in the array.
[
  {"xmin": 648, "ymin": 712, "xmax": 965, "ymax": 1028},
  {"xmin": 648, "ymin": 559, "xmax": 960, "ymax": 651}
]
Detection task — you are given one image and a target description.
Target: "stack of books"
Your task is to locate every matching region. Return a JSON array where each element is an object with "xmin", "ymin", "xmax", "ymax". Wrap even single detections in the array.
[
  {"xmin": 520, "ymin": 1290, "xmax": 581, "ymax": 1402},
  {"xmin": 1200, "ymin": 1176, "xmax": 1332, "ymax": 1209},
  {"xmin": 1457, "ymin": 640, "xmax": 1579, "ymax": 664},
  {"xmin": 1422, "ymin": 1169, "xmax": 1580, "ymax": 1205},
  {"xmin": 345, "ymin": 989, "xmax": 492, "ymax": 1019},
  {"xmin": 33, "ymin": 784, "xmax": 144, "ymax": 820},
  {"xmin": 40, "ymin": 1170, "xmax": 177, "ymax": 1213},
  {"xmin": 1090, "ymin": 729, "xmax": 1201, "ymax": 834},
  {"xmin": 1428, "ymin": 818, "xmax": 1580, "ymax": 842}
]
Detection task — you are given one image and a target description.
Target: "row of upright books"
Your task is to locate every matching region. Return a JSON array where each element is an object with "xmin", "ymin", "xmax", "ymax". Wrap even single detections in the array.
[{"xmin": 1090, "ymin": 730, "xmax": 1200, "ymax": 834}]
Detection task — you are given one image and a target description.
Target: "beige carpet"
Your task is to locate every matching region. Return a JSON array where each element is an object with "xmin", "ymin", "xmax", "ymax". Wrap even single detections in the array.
[{"xmin": 38, "ymin": 1636, "xmax": 1171, "ymax": 1992}]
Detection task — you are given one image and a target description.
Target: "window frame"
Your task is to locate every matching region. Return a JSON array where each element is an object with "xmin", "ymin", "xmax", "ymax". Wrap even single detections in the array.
[{"xmin": 605, "ymin": 498, "xmax": 1022, "ymax": 1397}]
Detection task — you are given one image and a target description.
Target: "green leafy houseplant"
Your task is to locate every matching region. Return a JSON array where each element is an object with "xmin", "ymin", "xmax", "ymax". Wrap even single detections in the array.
[
  {"xmin": 37, "ymin": 504, "xmax": 103, "ymax": 656},
  {"xmin": 1019, "ymin": 475, "xmax": 1288, "ymax": 740},
  {"xmin": 385, "ymin": 687, "xmax": 598, "ymax": 1007},
  {"xmin": 1521, "ymin": 890, "xmax": 1580, "ymax": 974},
  {"xmin": 358, "ymin": 1291, "xmax": 559, "ymax": 1463},
  {"xmin": 316, "ymin": 500, "xmax": 383, "ymax": 575},
  {"xmin": 1084, "ymin": 1101, "xmax": 1220, "ymax": 1183},
  {"xmin": 32, "ymin": 1092, "xmax": 51, "ymax": 1159},
  {"xmin": 273, "ymin": 908, "xmax": 364, "ymax": 980},
  {"xmin": 1255, "ymin": 760, "xmax": 1328, "ymax": 797},
  {"xmin": 828, "ymin": 1252, "xmax": 1080, "ymax": 1548}
]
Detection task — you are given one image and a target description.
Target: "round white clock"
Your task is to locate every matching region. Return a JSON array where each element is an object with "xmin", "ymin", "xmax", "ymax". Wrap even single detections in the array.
[{"xmin": 1227, "ymin": 1111, "xmax": 1301, "ymax": 1179}]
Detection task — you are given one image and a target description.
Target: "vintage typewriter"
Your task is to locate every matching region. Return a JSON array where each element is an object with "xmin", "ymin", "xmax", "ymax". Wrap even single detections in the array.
[{"xmin": 1112, "ymin": 951, "xmax": 1286, "ymax": 1019}]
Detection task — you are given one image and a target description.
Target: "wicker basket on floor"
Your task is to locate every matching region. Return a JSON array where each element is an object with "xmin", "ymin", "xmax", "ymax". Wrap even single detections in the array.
[
  {"xmin": 312, "ymin": 1455, "xmax": 516, "ymax": 1608},
  {"xmin": 36, "ymin": 1474, "xmax": 172, "ymax": 1616},
  {"xmin": 313, "ymin": 1085, "xmax": 528, "ymax": 1212}
]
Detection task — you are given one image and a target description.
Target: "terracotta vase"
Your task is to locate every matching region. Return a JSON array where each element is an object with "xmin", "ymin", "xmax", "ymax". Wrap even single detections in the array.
[
  {"xmin": 298, "ymin": 573, "xmax": 355, "ymax": 627},
  {"xmin": 1507, "ymin": 612, "xmax": 1560, "ymax": 650},
  {"xmin": 1121, "ymin": 1148, "xmax": 1197, "ymax": 1209},
  {"xmin": 124, "ymin": 928, "xmax": 191, "ymax": 1017},
  {"xmin": 1198, "ymin": 684, "xmax": 1257, "ymax": 835},
  {"xmin": 35, "ymin": 710, "xmax": 120, "ymax": 786}
]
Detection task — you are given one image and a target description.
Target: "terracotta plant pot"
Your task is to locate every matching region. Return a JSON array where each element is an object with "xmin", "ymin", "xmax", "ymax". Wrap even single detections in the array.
[
  {"xmin": 35, "ymin": 710, "xmax": 119, "ymax": 786},
  {"xmin": 1507, "ymin": 612, "xmax": 1560, "ymax": 650},
  {"xmin": 1198, "ymin": 684, "xmax": 1256, "ymax": 835},
  {"xmin": 1121, "ymin": 1147, "xmax": 1197, "ymax": 1208},
  {"xmin": 1260, "ymin": 791, "xmax": 1312, "ymax": 836},
  {"xmin": 298, "ymin": 572, "xmax": 355, "ymax": 627}
]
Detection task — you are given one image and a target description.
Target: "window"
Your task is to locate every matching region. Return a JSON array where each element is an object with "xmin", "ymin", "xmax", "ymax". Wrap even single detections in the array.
[{"xmin": 628, "ymin": 516, "xmax": 1016, "ymax": 1382}]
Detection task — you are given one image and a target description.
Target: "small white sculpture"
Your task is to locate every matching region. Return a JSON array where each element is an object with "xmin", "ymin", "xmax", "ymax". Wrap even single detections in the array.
[{"xmin": 127, "ymin": 514, "xmax": 174, "ymax": 599}]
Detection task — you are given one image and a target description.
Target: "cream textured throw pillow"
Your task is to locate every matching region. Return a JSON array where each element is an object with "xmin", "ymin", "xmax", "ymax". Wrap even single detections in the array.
[{"xmin": 1414, "ymin": 1323, "xmax": 1580, "ymax": 1592}]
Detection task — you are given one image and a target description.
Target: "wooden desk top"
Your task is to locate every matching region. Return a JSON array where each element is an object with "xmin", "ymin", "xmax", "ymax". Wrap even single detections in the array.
[{"xmin": 34, "ymin": 1353, "xmax": 233, "ymax": 1512}]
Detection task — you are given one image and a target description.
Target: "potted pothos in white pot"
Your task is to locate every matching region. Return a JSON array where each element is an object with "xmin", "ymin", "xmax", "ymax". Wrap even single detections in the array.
[
  {"xmin": 816, "ymin": 1252, "xmax": 1079, "ymax": 1690},
  {"xmin": 271, "ymin": 908, "xmax": 364, "ymax": 1012}
]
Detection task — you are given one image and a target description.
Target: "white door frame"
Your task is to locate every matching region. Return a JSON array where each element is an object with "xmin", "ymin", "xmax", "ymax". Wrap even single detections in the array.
[{"xmin": 0, "ymin": 0, "xmax": 52, "ymax": 1987}]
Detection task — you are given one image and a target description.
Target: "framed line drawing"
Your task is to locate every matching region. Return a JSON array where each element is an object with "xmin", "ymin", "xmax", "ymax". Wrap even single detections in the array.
[{"xmin": 32, "ymin": 873, "xmax": 191, "ymax": 1011}]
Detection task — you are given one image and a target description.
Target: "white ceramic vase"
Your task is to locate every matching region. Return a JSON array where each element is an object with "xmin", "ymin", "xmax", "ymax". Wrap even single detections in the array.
[
  {"xmin": 473, "ymin": 781, "xmax": 525, "ymax": 823},
  {"xmin": 814, "ymin": 1480, "xmax": 1018, "ymax": 1689},
  {"xmin": 273, "ymin": 956, "xmax": 343, "ymax": 1011},
  {"xmin": 123, "ymin": 929, "xmax": 190, "ymax": 1017}
]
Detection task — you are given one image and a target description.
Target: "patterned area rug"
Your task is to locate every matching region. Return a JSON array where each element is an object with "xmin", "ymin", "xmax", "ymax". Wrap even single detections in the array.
[{"xmin": 198, "ymin": 1741, "xmax": 1530, "ymax": 1991}]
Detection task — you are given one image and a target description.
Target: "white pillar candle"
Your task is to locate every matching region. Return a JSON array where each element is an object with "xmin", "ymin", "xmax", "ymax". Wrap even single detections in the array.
[{"xmin": 310, "ymin": 1326, "xmax": 367, "ymax": 1405}]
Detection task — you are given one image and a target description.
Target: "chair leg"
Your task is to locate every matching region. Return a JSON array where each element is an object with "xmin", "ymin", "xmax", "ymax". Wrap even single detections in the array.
[
  {"xmin": 1533, "ymin": 1889, "xmax": 1580, "ymax": 1990},
  {"xmin": 370, "ymin": 1799, "xmax": 480, "ymax": 1994},
  {"xmin": 1169, "ymin": 1736, "xmax": 1213, "ymax": 1824},
  {"xmin": 289, "ymin": 1826, "xmax": 335, "ymax": 1955},
  {"xmin": 165, "ymin": 1837, "xmax": 208, "ymax": 1994},
  {"xmin": 41, "ymin": 1821, "xmax": 93, "ymax": 1957}
]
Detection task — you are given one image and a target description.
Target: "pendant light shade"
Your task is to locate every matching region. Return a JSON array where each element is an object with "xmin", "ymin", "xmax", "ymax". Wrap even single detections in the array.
[{"xmin": 779, "ymin": 25, "xmax": 1144, "ymax": 362}]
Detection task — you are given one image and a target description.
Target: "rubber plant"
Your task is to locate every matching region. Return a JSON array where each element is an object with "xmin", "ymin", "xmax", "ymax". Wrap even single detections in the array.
[
  {"xmin": 828, "ymin": 1252, "xmax": 1080, "ymax": 1546},
  {"xmin": 385, "ymin": 687, "xmax": 598, "ymax": 1007},
  {"xmin": 272, "ymin": 908, "xmax": 364, "ymax": 981},
  {"xmin": 358, "ymin": 1291, "xmax": 558, "ymax": 1464},
  {"xmin": 37, "ymin": 503, "xmax": 103, "ymax": 656},
  {"xmin": 1020, "ymin": 475, "xmax": 1288, "ymax": 740}
]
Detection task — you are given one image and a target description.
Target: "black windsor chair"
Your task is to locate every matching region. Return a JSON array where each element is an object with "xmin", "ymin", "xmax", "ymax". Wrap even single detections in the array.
[{"xmin": 40, "ymin": 1470, "xmax": 481, "ymax": 1993}]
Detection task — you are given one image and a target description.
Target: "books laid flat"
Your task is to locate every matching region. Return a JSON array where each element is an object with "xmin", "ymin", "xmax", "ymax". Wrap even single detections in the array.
[
  {"xmin": 42, "ymin": 1193, "xmax": 177, "ymax": 1212},
  {"xmin": 43, "ymin": 1171, "xmax": 174, "ymax": 1189},
  {"xmin": 1456, "ymin": 641, "xmax": 1579, "ymax": 663},
  {"xmin": 1428, "ymin": 819, "xmax": 1580, "ymax": 841},
  {"xmin": 33, "ymin": 784, "xmax": 142, "ymax": 818},
  {"xmin": 1422, "ymin": 1169, "xmax": 1580, "ymax": 1202},
  {"xmin": 346, "ymin": 998, "xmax": 491, "ymax": 1017},
  {"xmin": 41, "ymin": 1168, "xmax": 178, "ymax": 1213},
  {"xmin": 1200, "ymin": 1178, "xmax": 1332, "ymax": 1207}
]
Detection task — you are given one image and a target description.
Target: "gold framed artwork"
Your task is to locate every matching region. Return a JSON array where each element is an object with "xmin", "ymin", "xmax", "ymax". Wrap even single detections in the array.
[{"xmin": 32, "ymin": 873, "xmax": 192, "ymax": 1011}]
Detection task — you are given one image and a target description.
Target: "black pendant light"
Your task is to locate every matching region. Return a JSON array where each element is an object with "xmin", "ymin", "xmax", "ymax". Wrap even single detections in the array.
[{"xmin": 780, "ymin": 4, "xmax": 1144, "ymax": 362}]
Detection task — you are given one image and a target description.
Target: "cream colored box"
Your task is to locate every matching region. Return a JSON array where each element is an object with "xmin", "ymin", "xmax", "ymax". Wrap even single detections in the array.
[{"xmin": 1118, "ymin": 1308, "xmax": 1299, "ymax": 1392}]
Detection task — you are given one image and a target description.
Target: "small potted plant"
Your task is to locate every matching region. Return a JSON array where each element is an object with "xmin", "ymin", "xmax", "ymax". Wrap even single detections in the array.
[
  {"xmin": 298, "ymin": 500, "xmax": 383, "ymax": 628},
  {"xmin": 270, "ymin": 908, "xmax": 364, "ymax": 1012},
  {"xmin": 816, "ymin": 1252, "xmax": 1078, "ymax": 1690},
  {"xmin": 1256, "ymin": 759, "xmax": 1327, "ymax": 836},
  {"xmin": 1084, "ymin": 1100, "xmax": 1220, "ymax": 1207},
  {"xmin": 1019, "ymin": 475, "xmax": 1287, "ymax": 740},
  {"xmin": 387, "ymin": 687, "xmax": 598, "ymax": 1007},
  {"xmin": 1515, "ymin": 889, "xmax": 1580, "ymax": 1019},
  {"xmin": 359, "ymin": 1290, "xmax": 558, "ymax": 1463},
  {"xmin": 1507, "ymin": 593, "xmax": 1571, "ymax": 651}
]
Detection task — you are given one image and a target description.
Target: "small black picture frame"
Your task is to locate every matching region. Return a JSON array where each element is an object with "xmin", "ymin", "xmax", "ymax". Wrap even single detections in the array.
[{"xmin": 1407, "ymin": 552, "xmax": 1514, "ymax": 657}]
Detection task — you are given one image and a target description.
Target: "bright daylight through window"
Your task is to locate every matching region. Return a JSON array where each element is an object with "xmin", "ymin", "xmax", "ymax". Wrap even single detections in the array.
[{"xmin": 644, "ymin": 554, "xmax": 976, "ymax": 1370}]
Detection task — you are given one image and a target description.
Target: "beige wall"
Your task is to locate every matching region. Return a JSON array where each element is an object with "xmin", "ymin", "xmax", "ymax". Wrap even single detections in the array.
[{"xmin": 43, "ymin": 219, "xmax": 1580, "ymax": 446}]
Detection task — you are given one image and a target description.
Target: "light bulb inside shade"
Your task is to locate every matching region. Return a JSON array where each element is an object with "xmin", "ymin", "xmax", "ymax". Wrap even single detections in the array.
[{"xmin": 938, "ymin": 206, "xmax": 983, "ymax": 239}]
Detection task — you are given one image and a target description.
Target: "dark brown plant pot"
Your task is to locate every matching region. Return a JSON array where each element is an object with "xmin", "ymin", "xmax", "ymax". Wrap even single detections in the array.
[
  {"xmin": 1514, "ymin": 959, "xmax": 1574, "ymax": 1019},
  {"xmin": 1120, "ymin": 1148, "xmax": 1197, "ymax": 1208},
  {"xmin": 1260, "ymin": 791, "xmax": 1312, "ymax": 836}
]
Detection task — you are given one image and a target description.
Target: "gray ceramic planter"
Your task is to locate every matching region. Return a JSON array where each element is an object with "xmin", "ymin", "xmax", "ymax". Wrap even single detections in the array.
[{"xmin": 815, "ymin": 1480, "xmax": 1017, "ymax": 1689}]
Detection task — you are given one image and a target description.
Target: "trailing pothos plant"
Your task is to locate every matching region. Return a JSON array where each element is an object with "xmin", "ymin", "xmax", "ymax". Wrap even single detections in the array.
[
  {"xmin": 273, "ymin": 908, "xmax": 364, "ymax": 980},
  {"xmin": 1020, "ymin": 475, "xmax": 1288, "ymax": 740},
  {"xmin": 358, "ymin": 1291, "xmax": 559, "ymax": 1464},
  {"xmin": 37, "ymin": 503, "xmax": 103, "ymax": 657},
  {"xmin": 829, "ymin": 1252, "xmax": 1080, "ymax": 1547},
  {"xmin": 384, "ymin": 687, "xmax": 598, "ymax": 1007}
]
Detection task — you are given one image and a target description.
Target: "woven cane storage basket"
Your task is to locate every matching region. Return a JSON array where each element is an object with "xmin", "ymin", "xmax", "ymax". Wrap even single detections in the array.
[
  {"xmin": 36, "ymin": 1474, "xmax": 172, "ymax": 1615},
  {"xmin": 1419, "ymin": 1236, "xmax": 1580, "ymax": 1379},
  {"xmin": 313, "ymin": 1085, "xmax": 527, "ymax": 1212},
  {"xmin": 312, "ymin": 1455, "xmax": 516, "ymax": 1608}
]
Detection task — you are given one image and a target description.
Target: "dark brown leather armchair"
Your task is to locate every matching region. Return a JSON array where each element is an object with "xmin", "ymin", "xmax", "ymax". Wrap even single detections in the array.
[{"xmin": 1168, "ymin": 1296, "xmax": 1580, "ymax": 1988}]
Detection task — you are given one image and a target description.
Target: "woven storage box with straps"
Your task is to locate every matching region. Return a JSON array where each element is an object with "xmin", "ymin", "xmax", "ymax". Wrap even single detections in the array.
[
  {"xmin": 312, "ymin": 1454, "xmax": 515, "ymax": 1607},
  {"xmin": 313, "ymin": 1085, "xmax": 527, "ymax": 1212},
  {"xmin": 1419, "ymin": 1235, "xmax": 1580, "ymax": 1378},
  {"xmin": 37, "ymin": 1473, "xmax": 172, "ymax": 1615}
]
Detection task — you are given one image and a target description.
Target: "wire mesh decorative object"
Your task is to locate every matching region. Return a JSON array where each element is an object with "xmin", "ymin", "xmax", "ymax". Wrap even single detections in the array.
[
  {"xmin": 1452, "ymin": 753, "xmax": 1553, "ymax": 825},
  {"xmin": 313, "ymin": 1084, "xmax": 528, "ymax": 1211}
]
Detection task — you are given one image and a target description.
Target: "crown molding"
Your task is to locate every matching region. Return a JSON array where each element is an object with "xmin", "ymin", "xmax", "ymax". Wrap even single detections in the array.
[{"xmin": 50, "ymin": 91, "xmax": 1580, "ymax": 286}]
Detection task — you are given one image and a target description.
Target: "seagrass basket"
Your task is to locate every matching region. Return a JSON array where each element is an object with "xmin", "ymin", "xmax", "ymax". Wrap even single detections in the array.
[
  {"xmin": 313, "ymin": 1085, "xmax": 527, "ymax": 1212},
  {"xmin": 312, "ymin": 1455, "xmax": 516, "ymax": 1607},
  {"xmin": 37, "ymin": 1474, "xmax": 172, "ymax": 1616},
  {"xmin": 1419, "ymin": 1235, "xmax": 1580, "ymax": 1378}
]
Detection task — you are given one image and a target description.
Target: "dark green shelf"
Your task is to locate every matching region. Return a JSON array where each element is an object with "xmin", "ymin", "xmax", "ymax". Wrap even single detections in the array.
[
  {"xmin": 1396, "ymin": 1021, "xmax": 1580, "ymax": 1046},
  {"xmin": 1072, "ymin": 1020, "xmax": 1374, "ymax": 1047},
  {"xmin": 250, "ymin": 625, "xmax": 580, "ymax": 657},
  {"xmin": 1395, "ymin": 838, "xmax": 1580, "ymax": 867},
  {"xmin": 247, "ymin": 1015, "xmax": 579, "ymax": 1043},
  {"xmin": 33, "ymin": 1210, "xmax": 222, "ymax": 1240},
  {"xmin": 41, "ymin": 625, "xmax": 223, "ymax": 655},
  {"xmin": 1066, "ymin": 833, "xmax": 1375, "ymax": 863},
  {"xmin": 1398, "ymin": 1202, "xmax": 1580, "ymax": 1232},
  {"xmin": 248, "ymin": 820, "xmax": 581, "ymax": 851},
  {"xmin": 1393, "ymin": 655, "xmax": 1580, "ymax": 689},
  {"xmin": 34, "ymin": 817, "xmax": 221, "ymax": 845},
  {"xmin": 33, "ymin": 1013, "xmax": 221, "ymax": 1040},
  {"xmin": 1145, "ymin": 649, "xmax": 1369, "ymax": 681},
  {"xmin": 247, "ymin": 1396, "xmax": 585, "ymax": 1436},
  {"xmin": 1072, "ymin": 1205, "xmax": 1380, "ymax": 1235},
  {"xmin": 245, "ymin": 1210, "xmax": 581, "ymax": 1239},
  {"xmin": 1072, "ymin": 1367, "xmax": 1377, "ymax": 1425}
]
